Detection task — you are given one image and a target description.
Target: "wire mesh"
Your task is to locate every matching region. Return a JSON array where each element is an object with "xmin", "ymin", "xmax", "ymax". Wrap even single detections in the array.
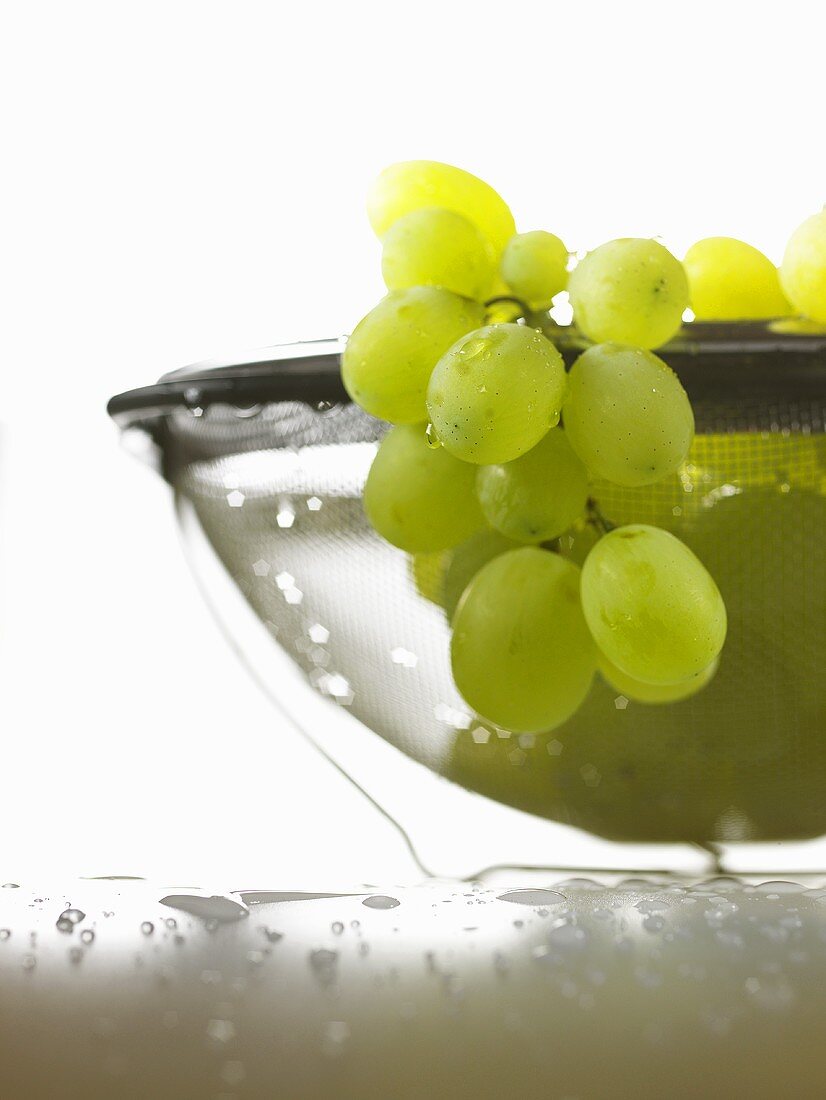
[{"xmin": 164, "ymin": 389, "xmax": 826, "ymax": 846}]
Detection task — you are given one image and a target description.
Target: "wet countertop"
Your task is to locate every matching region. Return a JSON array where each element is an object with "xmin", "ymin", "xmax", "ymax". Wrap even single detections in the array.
[{"xmin": 2, "ymin": 877, "xmax": 826, "ymax": 1098}]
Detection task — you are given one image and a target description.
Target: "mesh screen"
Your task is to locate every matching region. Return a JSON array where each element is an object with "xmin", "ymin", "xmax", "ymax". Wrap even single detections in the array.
[{"xmin": 166, "ymin": 396, "xmax": 826, "ymax": 845}]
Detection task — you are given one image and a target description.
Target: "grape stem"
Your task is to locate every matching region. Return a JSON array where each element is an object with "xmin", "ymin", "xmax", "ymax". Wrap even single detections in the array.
[
  {"xmin": 483, "ymin": 295, "xmax": 532, "ymax": 320},
  {"xmin": 586, "ymin": 497, "xmax": 616, "ymax": 536}
]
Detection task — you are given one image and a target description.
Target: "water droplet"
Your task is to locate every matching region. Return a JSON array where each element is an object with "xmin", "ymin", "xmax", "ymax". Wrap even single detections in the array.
[
  {"xmin": 362, "ymin": 895, "xmax": 400, "ymax": 910},
  {"xmin": 548, "ymin": 919, "xmax": 588, "ymax": 948},
  {"xmin": 755, "ymin": 881, "xmax": 804, "ymax": 895},
  {"xmin": 705, "ymin": 899, "xmax": 739, "ymax": 923},
  {"xmin": 0, "ymin": 929, "xmax": 10, "ymax": 941},
  {"xmin": 80, "ymin": 929, "xmax": 95, "ymax": 945},
  {"xmin": 56, "ymin": 908, "xmax": 85, "ymax": 933},
  {"xmin": 497, "ymin": 889, "xmax": 566, "ymax": 907},
  {"xmin": 425, "ymin": 423, "xmax": 442, "ymax": 449},
  {"xmin": 321, "ymin": 1020, "xmax": 350, "ymax": 1057},
  {"xmin": 309, "ymin": 948, "xmax": 338, "ymax": 986},
  {"xmin": 141, "ymin": 921, "xmax": 154, "ymax": 936},
  {"xmin": 262, "ymin": 927, "xmax": 283, "ymax": 943},
  {"xmin": 759, "ymin": 923, "xmax": 789, "ymax": 944},
  {"xmin": 331, "ymin": 921, "xmax": 344, "ymax": 935},
  {"xmin": 635, "ymin": 898, "xmax": 670, "ymax": 914},
  {"xmin": 206, "ymin": 1018, "xmax": 236, "ymax": 1044},
  {"xmin": 716, "ymin": 929, "xmax": 745, "ymax": 948},
  {"xmin": 2, "ymin": 883, "xmax": 20, "ymax": 889}
]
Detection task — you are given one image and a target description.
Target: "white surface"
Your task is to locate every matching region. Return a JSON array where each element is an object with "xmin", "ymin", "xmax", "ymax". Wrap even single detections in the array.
[
  {"xmin": 0, "ymin": 1, "xmax": 824, "ymax": 884},
  {"xmin": 1, "ymin": 877, "xmax": 826, "ymax": 1098}
]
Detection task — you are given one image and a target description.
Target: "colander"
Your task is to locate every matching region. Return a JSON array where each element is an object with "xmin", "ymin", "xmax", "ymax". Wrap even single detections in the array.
[{"xmin": 108, "ymin": 322, "xmax": 826, "ymax": 879}]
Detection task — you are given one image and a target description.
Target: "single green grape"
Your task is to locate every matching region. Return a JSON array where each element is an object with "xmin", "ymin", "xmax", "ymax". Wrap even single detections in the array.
[
  {"xmin": 599, "ymin": 652, "xmax": 719, "ymax": 704},
  {"xmin": 683, "ymin": 237, "xmax": 790, "ymax": 320},
  {"xmin": 367, "ymin": 160, "xmax": 516, "ymax": 254},
  {"xmin": 500, "ymin": 230, "xmax": 568, "ymax": 310},
  {"xmin": 476, "ymin": 428, "xmax": 589, "ymax": 544},
  {"xmin": 451, "ymin": 548, "xmax": 596, "ymax": 733},
  {"xmin": 381, "ymin": 208, "xmax": 496, "ymax": 300},
  {"xmin": 442, "ymin": 529, "xmax": 520, "ymax": 621},
  {"xmin": 427, "ymin": 324, "xmax": 566, "ymax": 465},
  {"xmin": 581, "ymin": 524, "xmax": 727, "ymax": 685},
  {"xmin": 364, "ymin": 424, "xmax": 484, "ymax": 553},
  {"xmin": 568, "ymin": 238, "xmax": 689, "ymax": 348},
  {"xmin": 780, "ymin": 209, "xmax": 826, "ymax": 323},
  {"xmin": 342, "ymin": 288, "xmax": 485, "ymax": 424},
  {"xmin": 409, "ymin": 550, "xmax": 449, "ymax": 606},
  {"xmin": 563, "ymin": 343, "xmax": 694, "ymax": 487}
]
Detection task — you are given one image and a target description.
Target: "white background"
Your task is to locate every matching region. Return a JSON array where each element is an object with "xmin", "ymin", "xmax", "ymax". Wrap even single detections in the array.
[{"xmin": 0, "ymin": 1, "xmax": 824, "ymax": 886}]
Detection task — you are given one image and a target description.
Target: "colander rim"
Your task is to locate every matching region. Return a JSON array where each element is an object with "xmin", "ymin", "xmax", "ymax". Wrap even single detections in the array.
[{"xmin": 107, "ymin": 322, "xmax": 826, "ymax": 436}]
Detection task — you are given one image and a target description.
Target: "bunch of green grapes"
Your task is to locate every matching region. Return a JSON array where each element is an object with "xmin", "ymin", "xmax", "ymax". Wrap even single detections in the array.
[{"xmin": 342, "ymin": 160, "xmax": 823, "ymax": 740}]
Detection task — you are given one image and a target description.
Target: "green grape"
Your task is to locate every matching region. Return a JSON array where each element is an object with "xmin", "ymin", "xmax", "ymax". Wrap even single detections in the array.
[
  {"xmin": 476, "ymin": 428, "xmax": 589, "ymax": 543},
  {"xmin": 342, "ymin": 288, "xmax": 485, "ymax": 424},
  {"xmin": 448, "ymin": 448, "xmax": 826, "ymax": 845},
  {"xmin": 367, "ymin": 160, "xmax": 516, "ymax": 254},
  {"xmin": 442, "ymin": 529, "xmax": 520, "ymax": 621},
  {"xmin": 683, "ymin": 237, "xmax": 790, "ymax": 320},
  {"xmin": 364, "ymin": 424, "xmax": 484, "ymax": 552},
  {"xmin": 563, "ymin": 343, "xmax": 694, "ymax": 487},
  {"xmin": 780, "ymin": 209, "xmax": 826, "ymax": 323},
  {"xmin": 598, "ymin": 652, "xmax": 719, "ymax": 704},
  {"xmin": 409, "ymin": 550, "xmax": 449, "ymax": 606},
  {"xmin": 426, "ymin": 324, "xmax": 566, "ymax": 465},
  {"xmin": 500, "ymin": 230, "xmax": 569, "ymax": 310},
  {"xmin": 451, "ymin": 548, "xmax": 596, "ymax": 733},
  {"xmin": 381, "ymin": 208, "xmax": 496, "ymax": 300},
  {"xmin": 568, "ymin": 238, "xmax": 689, "ymax": 348},
  {"xmin": 581, "ymin": 524, "xmax": 727, "ymax": 685}
]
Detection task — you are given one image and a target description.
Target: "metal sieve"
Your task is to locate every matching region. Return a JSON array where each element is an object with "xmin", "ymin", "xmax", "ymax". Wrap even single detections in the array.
[{"xmin": 109, "ymin": 322, "xmax": 826, "ymax": 877}]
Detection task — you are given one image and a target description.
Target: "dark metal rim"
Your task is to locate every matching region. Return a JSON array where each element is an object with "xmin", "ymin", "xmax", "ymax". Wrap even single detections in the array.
[
  {"xmin": 107, "ymin": 323, "xmax": 826, "ymax": 435},
  {"xmin": 107, "ymin": 338, "xmax": 348, "ymax": 431}
]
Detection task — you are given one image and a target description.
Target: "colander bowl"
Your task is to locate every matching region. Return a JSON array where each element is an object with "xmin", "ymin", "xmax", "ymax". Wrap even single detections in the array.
[{"xmin": 109, "ymin": 323, "xmax": 826, "ymax": 878}]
